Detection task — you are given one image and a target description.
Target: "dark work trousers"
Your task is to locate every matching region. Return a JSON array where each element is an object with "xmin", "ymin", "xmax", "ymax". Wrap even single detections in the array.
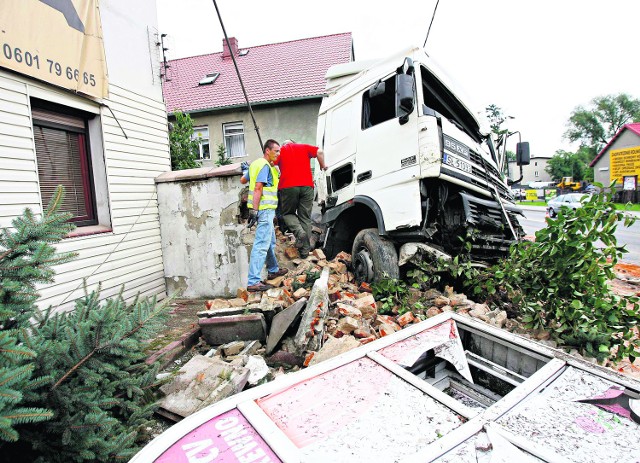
[{"xmin": 278, "ymin": 186, "xmax": 314, "ymax": 256}]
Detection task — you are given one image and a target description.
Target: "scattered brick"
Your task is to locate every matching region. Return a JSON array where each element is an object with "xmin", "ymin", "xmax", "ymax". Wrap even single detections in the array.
[
  {"xmin": 293, "ymin": 287, "xmax": 309, "ymax": 300},
  {"xmin": 237, "ymin": 288, "xmax": 249, "ymax": 301},
  {"xmin": 397, "ymin": 311, "xmax": 417, "ymax": 327},
  {"xmin": 284, "ymin": 247, "xmax": 300, "ymax": 259},
  {"xmin": 358, "ymin": 281, "xmax": 372, "ymax": 293},
  {"xmin": 378, "ymin": 323, "xmax": 398, "ymax": 337},
  {"xmin": 336, "ymin": 316, "xmax": 359, "ymax": 334},
  {"xmin": 266, "ymin": 276, "xmax": 285, "ymax": 287},
  {"xmin": 312, "ymin": 249, "xmax": 326, "ymax": 260},
  {"xmin": 303, "ymin": 352, "xmax": 315, "ymax": 367},
  {"xmin": 426, "ymin": 307, "xmax": 442, "ymax": 318}
]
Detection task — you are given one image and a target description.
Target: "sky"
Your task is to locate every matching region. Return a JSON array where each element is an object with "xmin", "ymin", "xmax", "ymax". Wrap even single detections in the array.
[{"xmin": 156, "ymin": 0, "xmax": 640, "ymax": 157}]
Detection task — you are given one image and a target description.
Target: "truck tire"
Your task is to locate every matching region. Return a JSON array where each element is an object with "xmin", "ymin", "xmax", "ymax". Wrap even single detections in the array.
[{"xmin": 351, "ymin": 228, "xmax": 399, "ymax": 283}]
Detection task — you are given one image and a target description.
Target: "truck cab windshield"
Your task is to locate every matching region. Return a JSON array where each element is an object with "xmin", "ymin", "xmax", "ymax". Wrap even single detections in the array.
[{"xmin": 420, "ymin": 65, "xmax": 481, "ymax": 145}]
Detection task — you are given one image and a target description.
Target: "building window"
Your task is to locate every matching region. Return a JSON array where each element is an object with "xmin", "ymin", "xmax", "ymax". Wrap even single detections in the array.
[
  {"xmin": 198, "ymin": 72, "xmax": 219, "ymax": 86},
  {"xmin": 535, "ymin": 171, "xmax": 539, "ymax": 177},
  {"xmin": 32, "ymin": 103, "xmax": 97, "ymax": 226},
  {"xmin": 223, "ymin": 122, "xmax": 245, "ymax": 158},
  {"xmin": 535, "ymin": 161, "xmax": 538, "ymax": 166},
  {"xmin": 192, "ymin": 126, "xmax": 210, "ymax": 160}
]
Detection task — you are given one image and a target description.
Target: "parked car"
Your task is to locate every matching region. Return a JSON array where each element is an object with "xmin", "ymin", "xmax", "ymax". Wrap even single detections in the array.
[
  {"xmin": 546, "ymin": 193, "xmax": 590, "ymax": 217},
  {"xmin": 511, "ymin": 188, "xmax": 526, "ymax": 200}
]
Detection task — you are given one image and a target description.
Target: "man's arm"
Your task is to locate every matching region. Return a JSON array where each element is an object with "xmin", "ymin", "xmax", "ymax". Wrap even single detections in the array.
[
  {"xmin": 252, "ymin": 183, "xmax": 264, "ymax": 210},
  {"xmin": 316, "ymin": 149, "xmax": 326, "ymax": 170}
]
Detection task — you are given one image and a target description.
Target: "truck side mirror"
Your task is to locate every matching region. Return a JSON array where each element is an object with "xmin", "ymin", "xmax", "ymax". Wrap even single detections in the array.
[
  {"xmin": 516, "ymin": 142, "xmax": 530, "ymax": 166},
  {"xmin": 397, "ymin": 74, "xmax": 415, "ymax": 115}
]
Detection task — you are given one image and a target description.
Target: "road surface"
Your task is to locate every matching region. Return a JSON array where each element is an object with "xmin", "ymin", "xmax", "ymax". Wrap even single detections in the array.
[{"xmin": 518, "ymin": 207, "xmax": 640, "ymax": 265}]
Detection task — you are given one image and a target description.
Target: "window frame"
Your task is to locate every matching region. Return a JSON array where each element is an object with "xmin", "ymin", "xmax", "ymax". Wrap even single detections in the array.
[
  {"xmin": 223, "ymin": 121, "xmax": 246, "ymax": 158},
  {"xmin": 31, "ymin": 99, "xmax": 98, "ymax": 227},
  {"xmin": 192, "ymin": 126, "xmax": 211, "ymax": 160},
  {"xmin": 361, "ymin": 74, "xmax": 398, "ymax": 130}
]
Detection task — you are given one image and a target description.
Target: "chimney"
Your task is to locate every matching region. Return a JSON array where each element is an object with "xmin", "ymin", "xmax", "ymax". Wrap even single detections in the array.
[{"xmin": 222, "ymin": 37, "xmax": 238, "ymax": 58}]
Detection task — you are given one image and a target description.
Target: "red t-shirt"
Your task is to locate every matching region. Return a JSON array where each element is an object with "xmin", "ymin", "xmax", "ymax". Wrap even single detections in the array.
[{"xmin": 275, "ymin": 143, "xmax": 319, "ymax": 189}]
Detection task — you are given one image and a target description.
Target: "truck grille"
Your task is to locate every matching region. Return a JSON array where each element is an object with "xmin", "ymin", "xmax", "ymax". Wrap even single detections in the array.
[
  {"xmin": 468, "ymin": 150, "xmax": 511, "ymax": 199},
  {"xmin": 459, "ymin": 191, "xmax": 523, "ymax": 259}
]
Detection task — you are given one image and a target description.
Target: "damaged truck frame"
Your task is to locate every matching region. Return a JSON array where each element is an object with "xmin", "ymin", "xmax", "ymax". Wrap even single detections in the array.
[{"xmin": 315, "ymin": 46, "xmax": 530, "ymax": 282}]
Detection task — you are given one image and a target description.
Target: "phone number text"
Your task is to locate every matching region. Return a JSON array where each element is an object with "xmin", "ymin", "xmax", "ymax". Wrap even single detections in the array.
[{"xmin": 2, "ymin": 43, "xmax": 96, "ymax": 87}]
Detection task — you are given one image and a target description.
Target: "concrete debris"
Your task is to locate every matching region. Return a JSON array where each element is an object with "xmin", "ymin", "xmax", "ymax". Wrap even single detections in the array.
[
  {"xmin": 220, "ymin": 340, "xmax": 244, "ymax": 356},
  {"xmin": 308, "ymin": 335, "xmax": 361, "ymax": 366},
  {"xmin": 398, "ymin": 242, "xmax": 451, "ymax": 266},
  {"xmin": 293, "ymin": 267, "xmax": 330, "ymax": 356},
  {"xmin": 199, "ymin": 313, "xmax": 267, "ymax": 345},
  {"xmin": 265, "ymin": 298, "xmax": 307, "ymax": 355},
  {"xmin": 245, "ymin": 355, "xmax": 270, "ymax": 386},
  {"xmin": 158, "ymin": 355, "xmax": 249, "ymax": 421},
  {"xmin": 156, "ymin": 226, "xmax": 537, "ymax": 423}
]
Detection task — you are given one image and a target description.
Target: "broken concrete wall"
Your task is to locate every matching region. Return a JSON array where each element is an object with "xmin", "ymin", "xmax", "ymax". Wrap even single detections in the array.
[{"xmin": 156, "ymin": 164, "xmax": 250, "ymax": 298}]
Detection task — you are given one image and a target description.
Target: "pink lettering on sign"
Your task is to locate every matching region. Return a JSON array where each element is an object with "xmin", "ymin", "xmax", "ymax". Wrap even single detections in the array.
[{"xmin": 155, "ymin": 408, "xmax": 281, "ymax": 463}]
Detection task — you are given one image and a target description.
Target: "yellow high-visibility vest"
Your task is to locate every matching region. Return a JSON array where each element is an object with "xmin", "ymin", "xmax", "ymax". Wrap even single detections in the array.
[{"xmin": 248, "ymin": 158, "xmax": 279, "ymax": 210}]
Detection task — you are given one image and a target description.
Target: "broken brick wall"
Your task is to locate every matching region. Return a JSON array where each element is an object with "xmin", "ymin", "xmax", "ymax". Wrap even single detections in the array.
[{"xmin": 156, "ymin": 164, "xmax": 250, "ymax": 297}]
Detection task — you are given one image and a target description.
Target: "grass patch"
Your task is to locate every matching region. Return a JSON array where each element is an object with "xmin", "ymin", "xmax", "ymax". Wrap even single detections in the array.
[
  {"xmin": 518, "ymin": 201, "xmax": 640, "ymax": 211},
  {"xmin": 517, "ymin": 201, "xmax": 547, "ymax": 207},
  {"xmin": 613, "ymin": 203, "xmax": 640, "ymax": 212}
]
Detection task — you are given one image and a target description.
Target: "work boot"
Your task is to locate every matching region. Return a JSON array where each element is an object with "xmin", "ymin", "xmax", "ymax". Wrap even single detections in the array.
[
  {"xmin": 267, "ymin": 268, "xmax": 288, "ymax": 280},
  {"xmin": 247, "ymin": 282, "xmax": 273, "ymax": 292}
]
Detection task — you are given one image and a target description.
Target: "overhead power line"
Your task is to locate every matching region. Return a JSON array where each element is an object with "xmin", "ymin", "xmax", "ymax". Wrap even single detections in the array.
[{"xmin": 423, "ymin": 0, "xmax": 441, "ymax": 49}]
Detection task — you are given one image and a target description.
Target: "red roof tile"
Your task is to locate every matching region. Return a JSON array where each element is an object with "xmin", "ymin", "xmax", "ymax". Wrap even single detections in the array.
[
  {"xmin": 590, "ymin": 122, "xmax": 640, "ymax": 167},
  {"xmin": 162, "ymin": 33, "xmax": 353, "ymax": 114}
]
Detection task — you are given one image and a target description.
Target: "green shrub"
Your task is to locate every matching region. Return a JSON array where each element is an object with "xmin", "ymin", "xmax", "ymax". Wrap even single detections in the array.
[
  {"xmin": 502, "ymin": 189, "xmax": 639, "ymax": 362},
  {"xmin": 215, "ymin": 143, "xmax": 231, "ymax": 167},
  {"xmin": 434, "ymin": 187, "xmax": 639, "ymax": 362},
  {"xmin": 351, "ymin": 186, "xmax": 638, "ymax": 363},
  {"xmin": 0, "ymin": 186, "xmax": 171, "ymax": 461}
]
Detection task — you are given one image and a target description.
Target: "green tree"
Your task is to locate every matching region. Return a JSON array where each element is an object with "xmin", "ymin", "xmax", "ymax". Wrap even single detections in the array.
[
  {"xmin": 169, "ymin": 111, "xmax": 200, "ymax": 170},
  {"xmin": 485, "ymin": 104, "xmax": 515, "ymax": 175},
  {"xmin": 545, "ymin": 148, "xmax": 592, "ymax": 182},
  {"xmin": 485, "ymin": 103, "xmax": 513, "ymax": 139},
  {"xmin": 215, "ymin": 143, "xmax": 231, "ymax": 167},
  {"xmin": 0, "ymin": 186, "xmax": 171, "ymax": 461},
  {"xmin": 0, "ymin": 187, "xmax": 75, "ymax": 442},
  {"xmin": 565, "ymin": 93, "xmax": 640, "ymax": 159}
]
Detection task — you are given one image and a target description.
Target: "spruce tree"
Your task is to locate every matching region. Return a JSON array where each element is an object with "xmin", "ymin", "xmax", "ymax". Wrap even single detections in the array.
[
  {"xmin": 1, "ymin": 186, "xmax": 172, "ymax": 461},
  {"xmin": 0, "ymin": 187, "xmax": 75, "ymax": 442},
  {"xmin": 18, "ymin": 289, "xmax": 170, "ymax": 462}
]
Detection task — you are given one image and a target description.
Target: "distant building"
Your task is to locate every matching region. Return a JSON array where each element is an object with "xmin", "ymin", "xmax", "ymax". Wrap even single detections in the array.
[
  {"xmin": 508, "ymin": 154, "xmax": 553, "ymax": 186},
  {"xmin": 590, "ymin": 123, "xmax": 640, "ymax": 196},
  {"xmin": 162, "ymin": 34, "xmax": 354, "ymax": 166}
]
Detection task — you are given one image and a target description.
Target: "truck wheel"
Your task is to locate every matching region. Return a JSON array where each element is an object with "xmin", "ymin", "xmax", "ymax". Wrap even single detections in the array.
[{"xmin": 351, "ymin": 228, "xmax": 399, "ymax": 283}]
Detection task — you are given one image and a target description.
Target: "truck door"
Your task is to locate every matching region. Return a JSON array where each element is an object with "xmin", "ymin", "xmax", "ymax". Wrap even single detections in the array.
[
  {"xmin": 324, "ymin": 100, "xmax": 357, "ymax": 208},
  {"xmin": 356, "ymin": 73, "xmax": 421, "ymax": 231}
]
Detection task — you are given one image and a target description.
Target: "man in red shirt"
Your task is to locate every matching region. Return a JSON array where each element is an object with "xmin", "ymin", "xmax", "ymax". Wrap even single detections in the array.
[{"xmin": 275, "ymin": 140, "xmax": 326, "ymax": 258}]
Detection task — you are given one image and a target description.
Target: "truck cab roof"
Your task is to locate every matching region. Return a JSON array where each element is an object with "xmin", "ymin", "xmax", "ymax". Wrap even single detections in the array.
[{"xmin": 321, "ymin": 46, "xmax": 489, "ymax": 139}]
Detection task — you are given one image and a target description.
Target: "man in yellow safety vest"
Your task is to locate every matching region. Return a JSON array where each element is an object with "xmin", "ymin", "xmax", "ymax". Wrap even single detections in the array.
[{"xmin": 240, "ymin": 139, "xmax": 288, "ymax": 292}]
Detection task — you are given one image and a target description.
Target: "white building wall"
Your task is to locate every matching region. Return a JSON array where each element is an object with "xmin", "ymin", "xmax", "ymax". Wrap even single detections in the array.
[{"xmin": 0, "ymin": 0, "xmax": 170, "ymax": 311}]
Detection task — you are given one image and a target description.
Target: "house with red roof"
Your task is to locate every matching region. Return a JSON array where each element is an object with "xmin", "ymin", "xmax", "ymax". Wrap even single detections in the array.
[
  {"xmin": 590, "ymin": 123, "xmax": 640, "ymax": 196},
  {"xmin": 162, "ymin": 33, "xmax": 353, "ymax": 166}
]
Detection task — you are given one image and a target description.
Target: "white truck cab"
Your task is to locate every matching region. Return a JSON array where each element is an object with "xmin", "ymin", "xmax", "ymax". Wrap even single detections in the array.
[{"xmin": 316, "ymin": 46, "xmax": 529, "ymax": 282}]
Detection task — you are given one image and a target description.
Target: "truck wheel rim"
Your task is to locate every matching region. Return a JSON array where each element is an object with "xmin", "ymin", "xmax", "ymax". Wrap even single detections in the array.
[{"xmin": 353, "ymin": 248, "xmax": 374, "ymax": 282}]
